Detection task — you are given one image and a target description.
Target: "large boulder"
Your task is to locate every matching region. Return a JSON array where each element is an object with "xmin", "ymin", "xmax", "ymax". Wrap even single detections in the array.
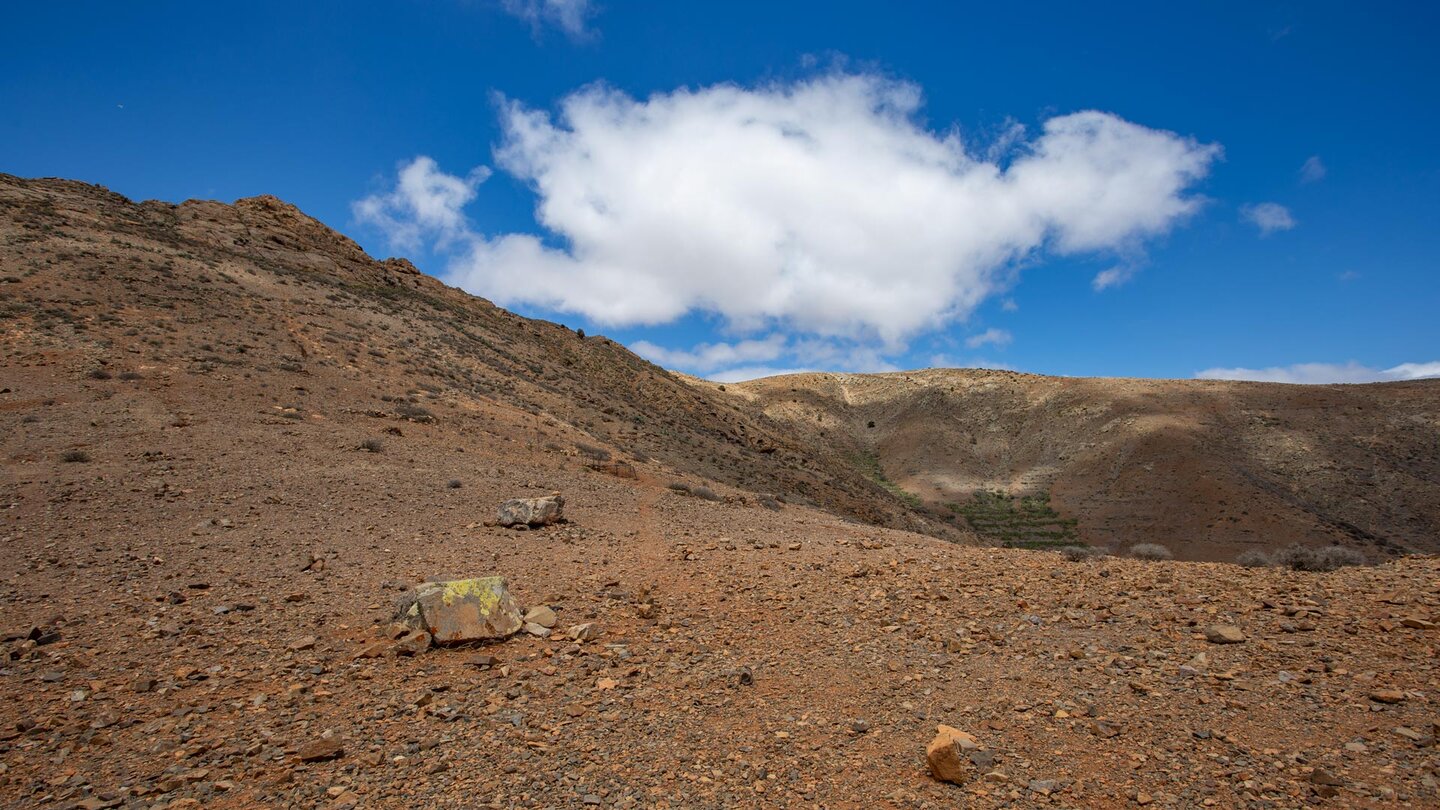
[
  {"xmin": 497, "ymin": 494, "xmax": 565, "ymax": 528},
  {"xmin": 398, "ymin": 577, "xmax": 523, "ymax": 643}
]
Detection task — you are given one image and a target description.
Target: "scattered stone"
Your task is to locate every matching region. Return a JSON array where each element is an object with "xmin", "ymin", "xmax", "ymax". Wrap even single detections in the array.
[
  {"xmin": 288, "ymin": 635, "xmax": 318, "ymax": 651},
  {"xmin": 496, "ymin": 493, "xmax": 565, "ymax": 528},
  {"xmin": 298, "ymin": 738, "xmax": 344, "ymax": 762},
  {"xmin": 524, "ymin": 605, "xmax": 558, "ymax": 628},
  {"xmin": 522, "ymin": 622, "xmax": 551, "ymax": 638},
  {"xmin": 1370, "ymin": 689, "xmax": 1406, "ymax": 704},
  {"xmin": 567, "ymin": 622, "xmax": 600, "ymax": 642},
  {"xmin": 392, "ymin": 629, "xmax": 431, "ymax": 656},
  {"xmin": 1203, "ymin": 624, "xmax": 1246, "ymax": 644},
  {"xmin": 926, "ymin": 724, "xmax": 981, "ymax": 785},
  {"xmin": 398, "ymin": 577, "xmax": 523, "ymax": 643}
]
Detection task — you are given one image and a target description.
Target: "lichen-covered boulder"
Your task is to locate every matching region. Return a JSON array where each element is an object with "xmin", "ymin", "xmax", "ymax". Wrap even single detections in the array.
[
  {"xmin": 497, "ymin": 493, "xmax": 565, "ymax": 527},
  {"xmin": 398, "ymin": 577, "xmax": 523, "ymax": 643}
]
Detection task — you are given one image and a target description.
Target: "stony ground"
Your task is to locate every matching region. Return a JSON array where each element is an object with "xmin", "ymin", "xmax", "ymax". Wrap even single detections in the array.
[{"xmin": 3, "ymin": 175, "xmax": 1439, "ymax": 809}]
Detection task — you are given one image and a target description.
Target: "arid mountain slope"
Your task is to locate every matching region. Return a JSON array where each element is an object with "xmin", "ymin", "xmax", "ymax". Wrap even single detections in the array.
[
  {"xmin": 732, "ymin": 369, "xmax": 1440, "ymax": 561},
  {"xmin": 0, "ymin": 174, "xmax": 956, "ymax": 541}
]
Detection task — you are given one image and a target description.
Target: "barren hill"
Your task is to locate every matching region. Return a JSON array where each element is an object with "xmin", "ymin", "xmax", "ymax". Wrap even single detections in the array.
[
  {"xmin": 733, "ymin": 369, "xmax": 1440, "ymax": 562},
  {"xmin": 3, "ymin": 175, "xmax": 1440, "ymax": 809},
  {"xmin": 0, "ymin": 174, "xmax": 955, "ymax": 541}
]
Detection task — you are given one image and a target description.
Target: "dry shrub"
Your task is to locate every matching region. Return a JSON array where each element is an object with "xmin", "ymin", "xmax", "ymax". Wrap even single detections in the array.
[{"xmin": 1129, "ymin": 543, "xmax": 1174, "ymax": 561}]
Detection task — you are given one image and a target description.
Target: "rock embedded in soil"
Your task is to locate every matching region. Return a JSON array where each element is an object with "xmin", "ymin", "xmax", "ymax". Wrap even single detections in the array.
[
  {"xmin": 1203, "ymin": 624, "xmax": 1246, "ymax": 644},
  {"xmin": 524, "ymin": 604, "xmax": 558, "ymax": 628},
  {"xmin": 297, "ymin": 737, "xmax": 344, "ymax": 762},
  {"xmin": 497, "ymin": 493, "xmax": 565, "ymax": 527}
]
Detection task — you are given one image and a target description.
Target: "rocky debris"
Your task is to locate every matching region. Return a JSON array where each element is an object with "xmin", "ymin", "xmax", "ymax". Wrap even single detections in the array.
[
  {"xmin": 926, "ymin": 725, "xmax": 983, "ymax": 785},
  {"xmin": 524, "ymin": 604, "xmax": 558, "ymax": 628},
  {"xmin": 398, "ymin": 577, "xmax": 523, "ymax": 643},
  {"xmin": 1203, "ymin": 623, "xmax": 1246, "ymax": 644},
  {"xmin": 497, "ymin": 493, "xmax": 565, "ymax": 527},
  {"xmin": 1370, "ymin": 688, "xmax": 1406, "ymax": 704}
]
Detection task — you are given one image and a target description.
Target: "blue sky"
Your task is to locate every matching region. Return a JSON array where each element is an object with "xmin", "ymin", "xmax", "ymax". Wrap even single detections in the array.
[{"xmin": 4, "ymin": 1, "xmax": 1437, "ymax": 383}]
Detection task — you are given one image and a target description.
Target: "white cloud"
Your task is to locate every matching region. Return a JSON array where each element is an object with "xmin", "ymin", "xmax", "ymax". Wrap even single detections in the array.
[
  {"xmin": 930, "ymin": 354, "xmax": 1015, "ymax": 371},
  {"xmin": 358, "ymin": 73, "xmax": 1219, "ymax": 366},
  {"xmin": 1092, "ymin": 264, "xmax": 1138, "ymax": 290},
  {"xmin": 502, "ymin": 0, "xmax": 595, "ymax": 37},
  {"xmin": 1240, "ymin": 202, "xmax": 1296, "ymax": 235},
  {"xmin": 964, "ymin": 328, "xmax": 1012, "ymax": 349},
  {"xmin": 353, "ymin": 157, "xmax": 490, "ymax": 251},
  {"xmin": 1196, "ymin": 361, "xmax": 1440, "ymax": 384},
  {"xmin": 631, "ymin": 334, "xmax": 787, "ymax": 372},
  {"xmin": 1300, "ymin": 155, "xmax": 1326, "ymax": 183},
  {"xmin": 1001, "ymin": 298, "xmax": 1019, "ymax": 312},
  {"xmin": 706, "ymin": 366, "xmax": 818, "ymax": 383}
]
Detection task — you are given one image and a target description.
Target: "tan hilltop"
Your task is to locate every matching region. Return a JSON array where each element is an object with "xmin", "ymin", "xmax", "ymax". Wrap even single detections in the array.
[
  {"xmin": 726, "ymin": 368, "xmax": 1440, "ymax": 562},
  {"xmin": 3, "ymin": 174, "xmax": 1439, "ymax": 808}
]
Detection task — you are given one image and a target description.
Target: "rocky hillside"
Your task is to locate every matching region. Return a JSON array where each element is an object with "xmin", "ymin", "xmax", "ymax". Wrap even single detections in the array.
[
  {"xmin": 731, "ymin": 368, "xmax": 1440, "ymax": 562},
  {"xmin": 0, "ymin": 174, "xmax": 957, "ymax": 542},
  {"xmin": 4, "ymin": 175, "xmax": 1440, "ymax": 809}
]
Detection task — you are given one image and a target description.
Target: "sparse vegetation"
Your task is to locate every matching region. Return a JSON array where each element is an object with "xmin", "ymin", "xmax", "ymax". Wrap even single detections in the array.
[
  {"xmin": 691, "ymin": 485, "xmax": 722, "ymax": 502},
  {"xmin": 1129, "ymin": 543, "xmax": 1174, "ymax": 561},
  {"xmin": 1235, "ymin": 549, "xmax": 1273, "ymax": 568},
  {"xmin": 87, "ymin": 368, "xmax": 112, "ymax": 380},
  {"xmin": 958, "ymin": 489, "xmax": 1078, "ymax": 547},
  {"xmin": 446, "ymin": 478, "xmax": 462, "ymax": 489},
  {"xmin": 61, "ymin": 450, "xmax": 91, "ymax": 463},
  {"xmin": 575, "ymin": 442, "xmax": 611, "ymax": 462},
  {"xmin": 852, "ymin": 451, "xmax": 922, "ymax": 508},
  {"xmin": 1058, "ymin": 544, "xmax": 1103, "ymax": 561},
  {"xmin": 1274, "ymin": 544, "xmax": 1366, "ymax": 572},
  {"xmin": 359, "ymin": 438, "xmax": 384, "ymax": 453},
  {"xmin": 394, "ymin": 401, "xmax": 434, "ymax": 422}
]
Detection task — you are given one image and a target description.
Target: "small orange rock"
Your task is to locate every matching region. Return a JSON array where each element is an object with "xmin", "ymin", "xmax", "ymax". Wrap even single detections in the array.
[{"xmin": 926, "ymin": 724, "xmax": 980, "ymax": 784}]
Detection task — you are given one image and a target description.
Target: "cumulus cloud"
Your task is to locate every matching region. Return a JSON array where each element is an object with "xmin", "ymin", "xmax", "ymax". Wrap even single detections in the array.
[
  {"xmin": 501, "ymin": 0, "xmax": 595, "ymax": 37},
  {"xmin": 1300, "ymin": 155, "xmax": 1326, "ymax": 183},
  {"xmin": 631, "ymin": 334, "xmax": 787, "ymax": 373},
  {"xmin": 357, "ymin": 73, "xmax": 1220, "ymax": 377},
  {"xmin": 1196, "ymin": 361, "xmax": 1440, "ymax": 384},
  {"xmin": 353, "ymin": 157, "xmax": 490, "ymax": 251},
  {"xmin": 1240, "ymin": 202, "xmax": 1296, "ymax": 235},
  {"xmin": 964, "ymin": 328, "xmax": 1012, "ymax": 349}
]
